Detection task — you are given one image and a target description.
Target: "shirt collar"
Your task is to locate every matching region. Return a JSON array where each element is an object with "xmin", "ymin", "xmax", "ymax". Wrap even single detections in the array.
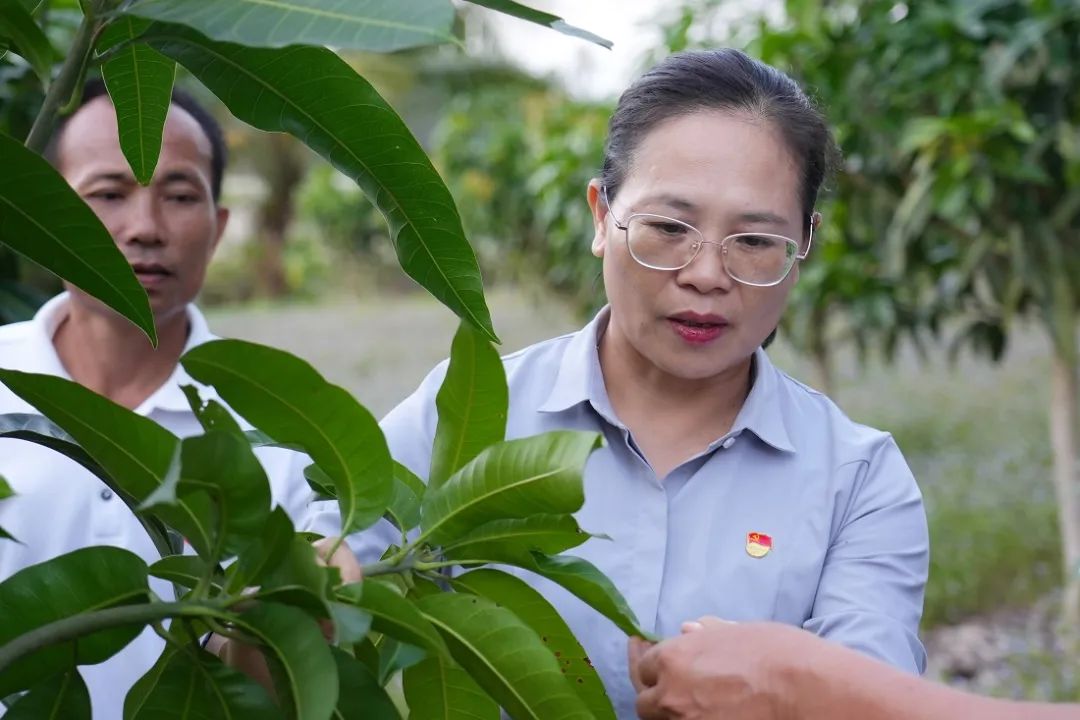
[
  {"xmin": 28, "ymin": 292, "xmax": 218, "ymax": 415},
  {"xmin": 538, "ymin": 306, "xmax": 796, "ymax": 453}
]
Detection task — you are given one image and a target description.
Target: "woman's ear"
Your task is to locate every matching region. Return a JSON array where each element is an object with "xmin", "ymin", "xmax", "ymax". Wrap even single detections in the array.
[{"xmin": 587, "ymin": 179, "xmax": 607, "ymax": 258}]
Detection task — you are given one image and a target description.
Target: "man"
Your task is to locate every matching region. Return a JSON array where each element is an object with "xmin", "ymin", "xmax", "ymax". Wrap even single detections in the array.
[
  {"xmin": 0, "ymin": 80, "xmax": 340, "ymax": 718},
  {"xmin": 629, "ymin": 618, "xmax": 1080, "ymax": 719}
]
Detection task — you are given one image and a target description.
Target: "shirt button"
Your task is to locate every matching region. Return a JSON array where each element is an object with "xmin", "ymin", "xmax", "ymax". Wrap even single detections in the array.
[
  {"xmin": 721, "ymin": 437, "xmax": 736, "ymax": 450},
  {"xmin": 100, "ymin": 488, "xmax": 114, "ymax": 501}
]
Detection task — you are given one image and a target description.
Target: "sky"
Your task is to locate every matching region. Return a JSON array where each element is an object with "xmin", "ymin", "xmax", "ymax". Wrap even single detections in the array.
[{"xmin": 476, "ymin": 0, "xmax": 783, "ymax": 101}]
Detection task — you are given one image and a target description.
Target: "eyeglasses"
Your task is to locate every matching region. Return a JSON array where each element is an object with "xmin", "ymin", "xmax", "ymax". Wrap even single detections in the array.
[{"xmin": 602, "ymin": 187, "xmax": 812, "ymax": 287}]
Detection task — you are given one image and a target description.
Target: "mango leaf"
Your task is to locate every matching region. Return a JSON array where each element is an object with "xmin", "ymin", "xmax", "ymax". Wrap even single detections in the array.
[
  {"xmin": 0, "ymin": 372, "xmax": 212, "ymax": 554},
  {"xmin": 101, "ymin": 17, "xmax": 176, "ymax": 185},
  {"xmin": 466, "ymin": 549, "xmax": 648, "ymax": 640},
  {"xmin": 143, "ymin": 24, "xmax": 496, "ymax": 341},
  {"xmin": 227, "ymin": 505, "xmax": 294, "ymax": 593},
  {"xmin": 336, "ymin": 581, "xmax": 447, "ymax": 657},
  {"xmin": 420, "ymin": 431, "xmax": 601, "ymax": 546},
  {"xmin": 303, "ymin": 463, "xmax": 335, "ymax": 500},
  {"xmin": 142, "ymin": 430, "xmax": 273, "ymax": 560},
  {"xmin": 180, "ymin": 385, "xmax": 245, "ymax": 435},
  {"xmin": 376, "ymin": 638, "xmax": 426, "ymax": 685},
  {"xmin": 4, "ymin": 669, "xmax": 90, "ymax": 720},
  {"xmin": 181, "ymin": 339, "xmax": 392, "ymax": 537},
  {"xmin": 124, "ymin": 645, "xmax": 280, "ymax": 720},
  {"xmin": 387, "ymin": 461, "xmax": 423, "ymax": 532},
  {"xmin": 403, "ymin": 656, "xmax": 498, "ymax": 720},
  {"xmin": 328, "ymin": 603, "xmax": 371, "ymax": 645},
  {"xmin": 331, "ymin": 648, "xmax": 401, "ymax": 720},
  {"xmin": 463, "ymin": 0, "xmax": 612, "ymax": 48},
  {"xmin": 442, "ymin": 514, "xmax": 591, "ymax": 561},
  {"xmin": 430, "ymin": 320, "xmax": 508, "ymax": 489},
  {"xmin": 233, "ymin": 603, "xmax": 338, "ymax": 720},
  {"xmin": 0, "ymin": 134, "xmax": 156, "ymax": 343},
  {"xmin": 0, "ymin": 1, "xmax": 54, "ymax": 84},
  {"xmin": 417, "ymin": 592, "xmax": 593, "ymax": 719},
  {"xmin": 0, "ymin": 547, "xmax": 150, "ymax": 697},
  {"xmin": 0, "ymin": 474, "xmax": 14, "ymax": 542},
  {"xmin": 124, "ymin": 0, "xmax": 455, "ymax": 52},
  {"xmin": 149, "ymin": 555, "xmax": 221, "ymax": 592},
  {"xmin": 452, "ymin": 570, "xmax": 614, "ymax": 720},
  {"xmin": 257, "ymin": 536, "xmax": 337, "ymax": 619}
]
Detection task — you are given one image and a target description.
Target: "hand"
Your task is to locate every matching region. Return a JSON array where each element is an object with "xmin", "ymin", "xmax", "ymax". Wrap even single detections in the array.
[
  {"xmin": 630, "ymin": 618, "xmax": 808, "ymax": 720},
  {"xmin": 214, "ymin": 536, "xmax": 361, "ymax": 688}
]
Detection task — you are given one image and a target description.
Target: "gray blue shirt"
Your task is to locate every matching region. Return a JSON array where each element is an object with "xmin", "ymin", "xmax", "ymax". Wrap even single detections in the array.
[{"xmin": 375, "ymin": 308, "xmax": 929, "ymax": 718}]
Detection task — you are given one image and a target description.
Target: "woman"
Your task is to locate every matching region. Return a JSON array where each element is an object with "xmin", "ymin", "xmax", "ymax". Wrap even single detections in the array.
[{"xmin": 376, "ymin": 48, "xmax": 928, "ymax": 718}]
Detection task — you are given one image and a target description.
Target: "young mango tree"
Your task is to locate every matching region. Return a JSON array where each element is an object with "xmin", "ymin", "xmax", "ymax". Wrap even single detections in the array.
[
  {"xmin": 0, "ymin": 0, "xmax": 635, "ymax": 716},
  {"xmin": 0, "ymin": 321, "xmax": 641, "ymax": 717}
]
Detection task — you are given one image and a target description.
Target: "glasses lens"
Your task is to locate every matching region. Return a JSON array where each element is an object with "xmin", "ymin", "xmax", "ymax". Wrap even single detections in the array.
[
  {"xmin": 626, "ymin": 215, "xmax": 700, "ymax": 270},
  {"xmin": 724, "ymin": 234, "xmax": 798, "ymax": 285}
]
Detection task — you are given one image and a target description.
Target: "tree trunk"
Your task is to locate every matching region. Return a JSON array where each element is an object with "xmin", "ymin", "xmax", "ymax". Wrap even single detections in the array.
[
  {"xmin": 1051, "ymin": 340, "xmax": 1080, "ymax": 629},
  {"xmin": 255, "ymin": 134, "xmax": 307, "ymax": 298}
]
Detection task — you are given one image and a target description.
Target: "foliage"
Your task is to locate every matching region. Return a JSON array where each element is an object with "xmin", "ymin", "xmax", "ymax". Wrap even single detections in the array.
[
  {"xmin": 0, "ymin": 320, "xmax": 637, "ymax": 717},
  {"xmin": 0, "ymin": 0, "xmax": 631, "ymax": 715}
]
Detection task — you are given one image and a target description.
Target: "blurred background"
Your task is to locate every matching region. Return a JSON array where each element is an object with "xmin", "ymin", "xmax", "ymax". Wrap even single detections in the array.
[{"xmin": 3, "ymin": 0, "xmax": 1079, "ymax": 701}]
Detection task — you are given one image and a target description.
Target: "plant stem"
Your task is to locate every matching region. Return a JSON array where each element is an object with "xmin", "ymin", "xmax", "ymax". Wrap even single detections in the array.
[
  {"xmin": 0, "ymin": 601, "xmax": 226, "ymax": 675},
  {"xmin": 360, "ymin": 555, "xmax": 417, "ymax": 578},
  {"xmin": 24, "ymin": 10, "xmax": 102, "ymax": 153}
]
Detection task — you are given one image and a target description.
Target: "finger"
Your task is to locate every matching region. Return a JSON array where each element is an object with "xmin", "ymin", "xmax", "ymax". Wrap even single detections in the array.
[
  {"xmin": 635, "ymin": 642, "xmax": 664, "ymax": 689},
  {"xmin": 696, "ymin": 615, "xmax": 736, "ymax": 627},
  {"xmin": 635, "ymin": 685, "xmax": 668, "ymax": 720},
  {"xmin": 681, "ymin": 620, "xmax": 704, "ymax": 634},
  {"xmin": 628, "ymin": 637, "xmax": 650, "ymax": 692}
]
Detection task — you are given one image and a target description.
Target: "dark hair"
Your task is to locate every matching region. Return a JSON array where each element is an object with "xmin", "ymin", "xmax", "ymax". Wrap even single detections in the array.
[
  {"xmin": 44, "ymin": 78, "xmax": 228, "ymax": 202},
  {"xmin": 600, "ymin": 48, "xmax": 838, "ymax": 229}
]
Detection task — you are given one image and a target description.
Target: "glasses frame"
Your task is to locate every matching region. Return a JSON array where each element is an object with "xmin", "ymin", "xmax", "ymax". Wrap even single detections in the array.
[{"xmin": 602, "ymin": 187, "xmax": 813, "ymax": 288}]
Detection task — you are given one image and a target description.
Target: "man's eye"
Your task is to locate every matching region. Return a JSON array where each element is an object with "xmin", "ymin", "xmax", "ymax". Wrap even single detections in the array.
[
  {"xmin": 90, "ymin": 191, "xmax": 124, "ymax": 201},
  {"xmin": 168, "ymin": 194, "xmax": 199, "ymax": 203},
  {"xmin": 645, "ymin": 221, "xmax": 687, "ymax": 236}
]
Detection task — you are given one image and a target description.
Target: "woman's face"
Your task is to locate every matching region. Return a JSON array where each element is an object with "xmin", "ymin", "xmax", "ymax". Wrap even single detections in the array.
[{"xmin": 588, "ymin": 109, "xmax": 808, "ymax": 382}]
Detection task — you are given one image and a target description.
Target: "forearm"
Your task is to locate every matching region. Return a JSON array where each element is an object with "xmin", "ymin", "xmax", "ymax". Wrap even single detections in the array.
[{"xmin": 787, "ymin": 640, "xmax": 1077, "ymax": 720}]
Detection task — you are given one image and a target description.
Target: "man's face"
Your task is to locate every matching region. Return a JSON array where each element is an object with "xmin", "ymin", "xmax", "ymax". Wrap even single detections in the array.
[{"xmin": 56, "ymin": 95, "xmax": 228, "ymax": 324}]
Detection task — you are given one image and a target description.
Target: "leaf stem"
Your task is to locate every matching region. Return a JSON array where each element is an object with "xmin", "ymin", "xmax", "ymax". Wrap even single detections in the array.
[
  {"xmin": 0, "ymin": 601, "xmax": 227, "ymax": 675},
  {"xmin": 24, "ymin": 10, "xmax": 103, "ymax": 153},
  {"xmin": 360, "ymin": 555, "xmax": 417, "ymax": 578}
]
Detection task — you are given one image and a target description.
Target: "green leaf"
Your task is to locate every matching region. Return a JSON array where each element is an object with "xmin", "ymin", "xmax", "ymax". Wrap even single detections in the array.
[
  {"xmin": 403, "ymin": 656, "xmax": 498, "ymax": 720},
  {"xmin": 303, "ymin": 463, "xmax": 335, "ymax": 500},
  {"xmin": 124, "ymin": 645, "xmax": 281, "ymax": 720},
  {"xmin": 228, "ymin": 505, "xmax": 295, "ymax": 593},
  {"xmin": 331, "ymin": 647, "xmax": 401, "ymax": 720},
  {"xmin": 233, "ymin": 602, "xmax": 338, "ymax": 720},
  {"xmin": 0, "ymin": 1, "xmax": 54, "ymax": 85},
  {"xmin": 336, "ymin": 581, "xmax": 448, "ymax": 657},
  {"xmin": 328, "ymin": 603, "xmax": 371, "ymax": 645},
  {"xmin": 149, "ymin": 555, "xmax": 221, "ymax": 592},
  {"xmin": 452, "ymin": 570, "xmax": 614, "ymax": 720},
  {"xmin": 0, "ymin": 474, "xmax": 13, "ymax": 542},
  {"xmin": 101, "ymin": 18, "xmax": 176, "ymax": 185},
  {"xmin": 257, "ymin": 536, "xmax": 337, "ymax": 618},
  {"xmin": 125, "ymin": 0, "xmax": 456, "ymax": 52},
  {"xmin": 474, "ymin": 550, "xmax": 648, "ymax": 640},
  {"xmin": 0, "ymin": 547, "xmax": 150, "ymax": 697},
  {"xmin": 442, "ymin": 514, "xmax": 592, "ymax": 561},
  {"xmin": 4, "ymin": 669, "xmax": 90, "ymax": 720},
  {"xmin": 420, "ymin": 431, "xmax": 601, "ymax": 546},
  {"xmin": 463, "ymin": 0, "xmax": 612, "ymax": 48},
  {"xmin": 0, "ymin": 413, "xmax": 181, "ymax": 558},
  {"xmin": 430, "ymin": 320, "xmax": 508, "ymax": 489},
  {"xmin": 376, "ymin": 639, "xmax": 426, "ymax": 685},
  {"xmin": 180, "ymin": 385, "xmax": 245, "ymax": 435},
  {"xmin": 387, "ymin": 461, "xmax": 423, "ymax": 532},
  {"xmin": 181, "ymin": 339, "xmax": 393, "ymax": 536},
  {"xmin": 417, "ymin": 592, "xmax": 593, "ymax": 719},
  {"xmin": 142, "ymin": 430, "xmax": 273, "ymax": 559},
  {"xmin": 0, "ymin": 133, "xmax": 156, "ymax": 343},
  {"xmin": 143, "ymin": 24, "xmax": 496, "ymax": 342}
]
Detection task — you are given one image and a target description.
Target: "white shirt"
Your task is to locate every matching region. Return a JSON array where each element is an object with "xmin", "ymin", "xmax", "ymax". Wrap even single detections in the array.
[
  {"xmin": 374, "ymin": 307, "xmax": 929, "ymax": 718},
  {"xmin": 0, "ymin": 294, "xmax": 338, "ymax": 719}
]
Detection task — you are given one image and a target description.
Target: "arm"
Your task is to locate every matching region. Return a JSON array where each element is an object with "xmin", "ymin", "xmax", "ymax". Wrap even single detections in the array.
[
  {"xmin": 806, "ymin": 437, "xmax": 929, "ymax": 672},
  {"xmin": 630, "ymin": 619, "xmax": 1077, "ymax": 720}
]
